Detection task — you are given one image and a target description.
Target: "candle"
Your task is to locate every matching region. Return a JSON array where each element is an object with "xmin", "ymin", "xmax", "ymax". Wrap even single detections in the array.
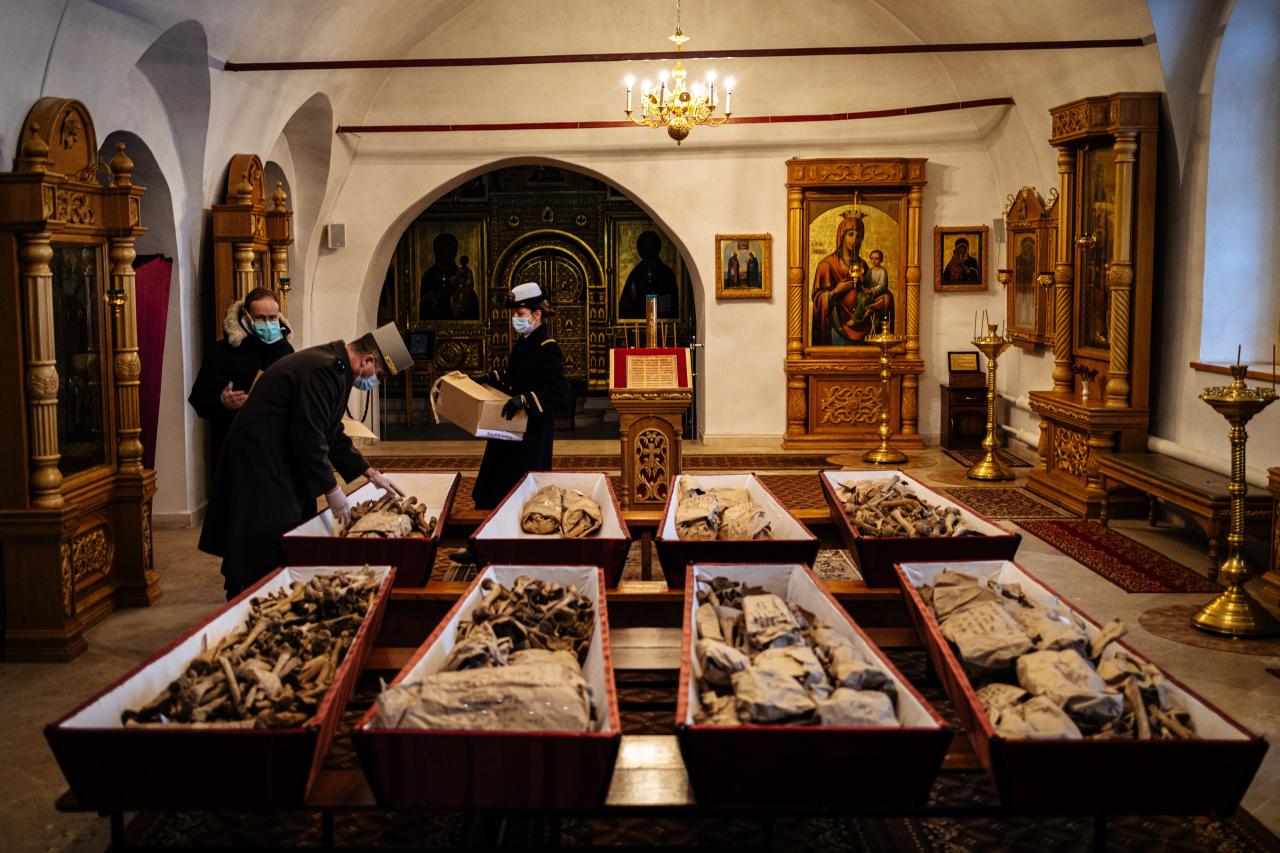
[
  {"xmin": 973, "ymin": 311, "xmax": 978, "ymax": 339},
  {"xmin": 1237, "ymin": 344, "xmax": 1242, "ymax": 366},
  {"xmin": 624, "ymin": 75, "xmax": 634, "ymax": 112},
  {"xmin": 724, "ymin": 77, "xmax": 734, "ymax": 114}
]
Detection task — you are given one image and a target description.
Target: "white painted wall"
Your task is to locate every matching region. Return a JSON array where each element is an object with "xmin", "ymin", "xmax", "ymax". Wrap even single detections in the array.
[{"xmin": 0, "ymin": 0, "xmax": 1273, "ymax": 510}]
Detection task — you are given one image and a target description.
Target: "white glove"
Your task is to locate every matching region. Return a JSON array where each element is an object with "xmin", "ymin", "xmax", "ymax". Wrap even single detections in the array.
[
  {"xmin": 366, "ymin": 468, "xmax": 404, "ymax": 496},
  {"xmin": 325, "ymin": 487, "xmax": 351, "ymax": 528}
]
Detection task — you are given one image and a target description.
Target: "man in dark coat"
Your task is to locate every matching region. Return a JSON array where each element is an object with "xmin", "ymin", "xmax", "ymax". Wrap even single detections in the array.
[
  {"xmin": 470, "ymin": 282, "xmax": 571, "ymax": 510},
  {"xmin": 188, "ymin": 287, "xmax": 294, "ymax": 466},
  {"xmin": 198, "ymin": 323, "xmax": 413, "ymax": 598}
]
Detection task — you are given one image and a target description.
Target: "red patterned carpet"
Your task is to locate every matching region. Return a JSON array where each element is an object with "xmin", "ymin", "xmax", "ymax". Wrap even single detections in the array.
[
  {"xmin": 939, "ymin": 487, "xmax": 1069, "ymax": 519},
  {"xmin": 943, "ymin": 447, "xmax": 1032, "ymax": 468},
  {"xmin": 367, "ymin": 453, "xmax": 835, "ymax": 472},
  {"xmin": 1016, "ymin": 520, "xmax": 1220, "ymax": 594}
]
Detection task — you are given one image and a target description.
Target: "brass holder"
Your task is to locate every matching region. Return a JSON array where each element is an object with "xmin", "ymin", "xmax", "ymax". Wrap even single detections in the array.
[
  {"xmin": 1036, "ymin": 271, "xmax": 1054, "ymax": 290},
  {"xmin": 278, "ymin": 276, "xmax": 292, "ymax": 315},
  {"xmin": 1190, "ymin": 364, "xmax": 1279, "ymax": 638},
  {"xmin": 997, "ymin": 269, "xmax": 1011, "ymax": 289},
  {"xmin": 861, "ymin": 326, "xmax": 907, "ymax": 465},
  {"xmin": 105, "ymin": 286, "xmax": 127, "ymax": 320},
  {"xmin": 966, "ymin": 323, "xmax": 1014, "ymax": 481}
]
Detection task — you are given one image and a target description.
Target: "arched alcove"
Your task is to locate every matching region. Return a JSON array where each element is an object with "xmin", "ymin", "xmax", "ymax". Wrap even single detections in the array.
[
  {"xmin": 278, "ymin": 92, "xmax": 335, "ymax": 346},
  {"xmin": 364, "ymin": 160, "xmax": 703, "ymax": 439},
  {"xmin": 1199, "ymin": 0, "xmax": 1280, "ymax": 364}
]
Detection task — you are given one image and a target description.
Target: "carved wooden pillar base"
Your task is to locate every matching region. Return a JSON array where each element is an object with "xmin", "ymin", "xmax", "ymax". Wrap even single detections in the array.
[
  {"xmin": 611, "ymin": 392, "xmax": 691, "ymax": 510},
  {"xmin": 0, "ymin": 510, "xmax": 87, "ymax": 662},
  {"xmin": 113, "ymin": 469, "xmax": 161, "ymax": 607}
]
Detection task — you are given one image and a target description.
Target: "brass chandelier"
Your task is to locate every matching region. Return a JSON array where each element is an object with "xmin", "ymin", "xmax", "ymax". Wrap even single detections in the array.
[{"xmin": 623, "ymin": 0, "xmax": 734, "ymax": 144}]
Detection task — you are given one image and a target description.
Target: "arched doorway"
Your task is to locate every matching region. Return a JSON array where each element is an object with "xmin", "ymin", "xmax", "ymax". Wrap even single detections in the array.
[{"xmin": 377, "ymin": 165, "xmax": 696, "ymax": 439}]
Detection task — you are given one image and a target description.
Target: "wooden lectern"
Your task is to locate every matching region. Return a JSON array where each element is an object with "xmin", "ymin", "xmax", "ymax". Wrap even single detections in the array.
[{"xmin": 608, "ymin": 298, "xmax": 692, "ymax": 509}]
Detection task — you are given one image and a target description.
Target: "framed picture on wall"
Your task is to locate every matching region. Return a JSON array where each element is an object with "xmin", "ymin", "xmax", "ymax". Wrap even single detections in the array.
[
  {"xmin": 934, "ymin": 225, "xmax": 989, "ymax": 292},
  {"xmin": 609, "ymin": 215, "xmax": 683, "ymax": 323},
  {"xmin": 715, "ymin": 233, "xmax": 771, "ymax": 299},
  {"xmin": 409, "ymin": 215, "xmax": 487, "ymax": 324}
]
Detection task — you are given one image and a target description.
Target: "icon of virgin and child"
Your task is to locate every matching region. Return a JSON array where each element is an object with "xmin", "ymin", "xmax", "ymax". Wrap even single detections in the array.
[{"xmin": 811, "ymin": 209, "xmax": 894, "ymax": 346}]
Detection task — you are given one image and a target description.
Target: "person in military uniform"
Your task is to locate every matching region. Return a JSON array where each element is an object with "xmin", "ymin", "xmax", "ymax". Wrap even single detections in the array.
[
  {"xmin": 198, "ymin": 322, "xmax": 413, "ymax": 598},
  {"xmin": 469, "ymin": 282, "xmax": 571, "ymax": 510},
  {"xmin": 187, "ymin": 287, "xmax": 294, "ymax": 466}
]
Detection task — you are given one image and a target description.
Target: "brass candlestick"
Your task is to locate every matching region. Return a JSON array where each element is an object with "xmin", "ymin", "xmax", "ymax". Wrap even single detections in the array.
[
  {"xmin": 862, "ymin": 323, "xmax": 907, "ymax": 465},
  {"xmin": 1191, "ymin": 364, "xmax": 1279, "ymax": 638},
  {"xmin": 967, "ymin": 322, "xmax": 1014, "ymax": 481},
  {"xmin": 997, "ymin": 269, "xmax": 1012, "ymax": 289}
]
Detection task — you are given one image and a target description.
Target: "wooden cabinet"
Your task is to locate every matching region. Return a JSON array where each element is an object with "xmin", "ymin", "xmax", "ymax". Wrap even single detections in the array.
[
  {"xmin": 1002, "ymin": 186, "xmax": 1057, "ymax": 349},
  {"xmin": 1027, "ymin": 93, "xmax": 1160, "ymax": 517},
  {"xmin": 0, "ymin": 99, "xmax": 158, "ymax": 660},
  {"xmin": 940, "ymin": 383, "xmax": 988, "ymax": 449},
  {"xmin": 211, "ymin": 154, "xmax": 293, "ymax": 336}
]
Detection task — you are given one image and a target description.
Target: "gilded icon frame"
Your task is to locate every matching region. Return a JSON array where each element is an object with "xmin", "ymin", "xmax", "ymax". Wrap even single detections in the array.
[
  {"xmin": 934, "ymin": 225, "xmax": 989, "ymax": 292},
  {"xmin": 714, "ymin": 233, "xmax": 771, "ymax": 299}
]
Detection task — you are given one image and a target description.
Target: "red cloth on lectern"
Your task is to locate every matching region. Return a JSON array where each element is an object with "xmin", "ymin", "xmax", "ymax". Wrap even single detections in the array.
[
  {"xmin": 610, "ymin": 348, "xmax": 690, "ymax": 388},
  {"xmin": 134, "ymin": 256, "xmax": 172, "ymax": 470}
]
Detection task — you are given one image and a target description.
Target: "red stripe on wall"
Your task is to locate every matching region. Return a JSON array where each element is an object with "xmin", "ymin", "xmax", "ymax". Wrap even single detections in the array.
[
  {"xmin": 335, "ymin": 97, "xmax": 1014, "ymax": 134},
  {"xmin": 225, "ymin": 39, "xmax": 1144, "ymax": 72}
]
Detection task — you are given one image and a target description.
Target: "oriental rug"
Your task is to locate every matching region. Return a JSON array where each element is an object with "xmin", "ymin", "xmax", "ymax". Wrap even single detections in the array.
[
  {"xmin": 366, "ymin": 453, "xmax": 838, "ymax": 472},
  {"xmin": 1138, "ymin": 603, "xmax": 1280, "ymax": 656},
  {"xmin": 938, "ymin": 486, "xmax": 1070, "ymax": 519},
  {"xmin": 942, "ymin": 446, "xmax": 1032, "ymax": 468},
  {"xmin": 1016, "ymin": 519, "xmax": 1221, "ymax": 594}
]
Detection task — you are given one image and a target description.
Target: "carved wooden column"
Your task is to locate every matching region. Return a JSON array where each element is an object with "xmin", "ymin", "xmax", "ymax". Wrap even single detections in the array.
[
  {"xmin": 901, "ymin": 184, "xmax": 923, "ymax": 437},
  {"xmin": 1105, "ymin": 131, "xmax": 1137, "ymax": 408},
  {"xmin": 20, "ymin": 230, "xmax": 64, "ymax": 508},
  {"xmin": 266, "ymin": 181, "xmax": 293, "ymax": 314},
  {"xmin": 785, "ymin": 186, "xmax": 806, "ymax": 437},
  {"xmin": 1051, "ymin": 145, "xmax": 1075, "ymax": 394},
  {"xmin": 212, "ymin": 155, "xmax": 269, "ymax": 338}
]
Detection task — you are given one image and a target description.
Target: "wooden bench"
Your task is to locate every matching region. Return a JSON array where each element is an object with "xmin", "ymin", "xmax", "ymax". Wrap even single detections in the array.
[{"xmin": 1098, "ymin": 452, "xmax": 1271, "ymax": 572}]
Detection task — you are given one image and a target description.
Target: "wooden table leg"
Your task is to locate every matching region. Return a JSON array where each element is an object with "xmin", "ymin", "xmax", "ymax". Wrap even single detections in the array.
[
  {"xmin": 1148, "ymin": 494, "xmax": 1158, "ymax": 526},
  {"xmin": 1099, "ymin": 476, "xmax": 1111, "ymax": 528}
]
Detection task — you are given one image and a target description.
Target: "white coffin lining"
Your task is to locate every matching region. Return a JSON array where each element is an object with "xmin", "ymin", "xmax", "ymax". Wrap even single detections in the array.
[
  {"xmin": 475, "ymin": 472, "xmax": 626, "ymax": 541},
  {"xmin": 683, "ymin": 563, "xmax": 939, "ymax": 730},
  {"xmin": 61, "ymin": 566, "xmax": 393, "ymax": 729},
  {"xmin": 659, "ymin": 474, "xmax": 815, "ymax": 542},
  {"xmin": 366, "ymin": 564, "xmax": 614, "ymax": 733},
  {"xmin": 898, "ymin": 559, "xmax": 1248, "ymax": 741},
  {"xmin": 821, "ymin": 469, "xmax": 1006, "ymax": 538},
  {"xmin": 284, "ymin": 473, "xmax": 458, "ymax": 538}
]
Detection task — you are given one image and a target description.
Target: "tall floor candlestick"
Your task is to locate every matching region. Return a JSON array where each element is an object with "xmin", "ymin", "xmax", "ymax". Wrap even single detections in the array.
[
  {"xmin": 862, "ymin": 324, "xmax": 907, "ymax": 465},
  {"xmin": 967, "ymin": 322, "xmax": 1014, "ymax": 481},
  {"xmin": 1191, "ymin": 364, "xmax": 1279, "ymax": 637}
]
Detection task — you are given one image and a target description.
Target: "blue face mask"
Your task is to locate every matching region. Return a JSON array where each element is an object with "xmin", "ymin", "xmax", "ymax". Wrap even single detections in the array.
[
  {"xmin": 511, "ymin": 315, "xmax": 534, "ymax": 336},
  {"xmin": 253, "ymin": 320, "xmax": 283, "ymax": 344},
  {"xmin": 354, "ymin": 371, "xmax": 378, "ymax": 392}
]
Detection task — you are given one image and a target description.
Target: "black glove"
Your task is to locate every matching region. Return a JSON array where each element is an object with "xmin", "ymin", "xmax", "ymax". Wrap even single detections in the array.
[
  {"xmin": 501, "ymin": 394, "xmax": 527, "ymax": 420},
  {"xmin": 467, "ymin": 372, "xmax": 488, "ymax": 385}
]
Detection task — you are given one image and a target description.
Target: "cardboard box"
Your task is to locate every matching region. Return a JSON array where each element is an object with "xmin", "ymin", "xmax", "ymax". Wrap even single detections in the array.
[
  {"xmin": 45, "ymin": 565, "xmax": 396, "ymax": 811},
  {"xmin": 353, "ymin": 564, "xmax": 621, "ymax": 810},
  {"xmin": 431, "ymin": 371, "xmax": 527, "ymax": 441},
  {"xmin": 677, "ymin": 563, "xmax": 950, "ymax": 808},
  {"xmin": 896, "ymin": 558, "xmax": 1268, "ymax": 816}
]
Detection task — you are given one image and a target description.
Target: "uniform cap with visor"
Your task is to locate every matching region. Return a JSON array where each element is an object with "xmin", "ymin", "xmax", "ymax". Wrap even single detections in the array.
[
  {"xmin": 505, "ymin": 281, "xmax": 554, "ymax": 314},
  {"xmin": 370, "ymin": 322, "xmax": 414, "ymax": 375}
]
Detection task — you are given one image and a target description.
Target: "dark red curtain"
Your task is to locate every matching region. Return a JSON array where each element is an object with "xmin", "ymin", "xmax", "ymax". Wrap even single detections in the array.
[{"xmin": 134, "ymin": 256, "xmax": 172, "ymax": 470}]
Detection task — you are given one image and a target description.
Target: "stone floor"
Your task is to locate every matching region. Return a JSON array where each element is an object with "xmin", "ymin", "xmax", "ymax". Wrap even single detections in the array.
[{"xmin": 2, "ymin": 442, "xmax": 1279, "ymax": 852}]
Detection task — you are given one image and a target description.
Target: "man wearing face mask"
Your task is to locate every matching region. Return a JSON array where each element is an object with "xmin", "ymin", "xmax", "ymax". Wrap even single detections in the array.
[
  {"xmin": 469, "ymin": 282, "xmax": 571, "ymax": 512},
  {"xmin": 188, "ymin": 287, "xmax": 294, "ymax": 466},
  {"xmin": 198, "ymin": 322, "xmax": 413, "ymax": 598}
]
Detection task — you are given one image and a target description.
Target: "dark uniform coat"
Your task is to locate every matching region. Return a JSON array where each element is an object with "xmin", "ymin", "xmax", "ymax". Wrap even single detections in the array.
[
  {"xmin": 188, "ymin": 298, "xmax": 295, "ymax": 465},
  {"xmin": 198, "ymin": 340, "xmax": 369, "ymax": 590},
  {"xmin": 472, "ymin": 323, "xmax": 570, "ymax": 509}
]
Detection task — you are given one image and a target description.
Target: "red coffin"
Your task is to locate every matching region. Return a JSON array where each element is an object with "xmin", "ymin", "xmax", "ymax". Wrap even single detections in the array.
[
  {"xmin": 821, "ymin": 470, "xmax": 1021, "ymax": 587},
  {"xmin": 353, "ymin": 565, "xmax": 622, "ymax": 811},
  {"xmin": 656, "ymin": 475, "xmax": 821, "ymax": 589},
  {"xmin": 44, "ymin": 565, "xmax": 396, "ymax": 811},
  {"xmin": 471, "ymin": 472, "xmax": 631, "ymax": 586},
  {"xmin": 281, "ymin": 473, "xmax": 459, "ymax": 587},
  {"xmin": 896, "ymin": 558, "xmax": 1268, "ymax": 816},
  {"xmin": 677, "ymin": 563, "xmax": 951, "ymax": 808}
]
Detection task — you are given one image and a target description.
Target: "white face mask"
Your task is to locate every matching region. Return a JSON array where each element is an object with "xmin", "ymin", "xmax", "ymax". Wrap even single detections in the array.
[{"xmin": 511, "ymin": 315, "xmax": 535, "ymax": 335}]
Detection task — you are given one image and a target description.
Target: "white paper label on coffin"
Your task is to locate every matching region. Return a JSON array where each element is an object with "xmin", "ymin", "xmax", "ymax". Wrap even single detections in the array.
[
  {"xmin": 898, "ymin": 559, "xmax": 1250, "ymax": 742},
  {"xmin": 684, "ymin": 564, "xmax": 940, "ymax": 730},
  {"xmin": 284, "ymin": 473, "xmax": 457, "ymax": 538},
  {"xmin": 475, "ymin": 472, "xmax": 626, "ymax": 541},
  {"xmin": 661, "ymin": 474, "xmax": 814, "ymax": 543},
  {"xmin": 60, "ymin": 566, "xmax": 394, "ymax": 729},
  {"xmin": 820, "ymin": 470, "xmax": 1007, "ymax": 538},
  {"xmin": 363, "ymin": 565, "xmax": 615, "ymax": 734}
]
